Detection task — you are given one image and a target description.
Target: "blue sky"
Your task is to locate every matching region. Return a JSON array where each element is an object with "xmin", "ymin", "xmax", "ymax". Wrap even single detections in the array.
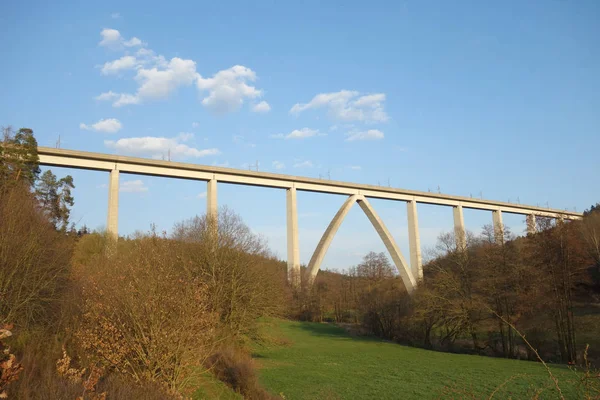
[{"xmin": 1, "ymin": 0, "xmax": 599, "ymax": 271}]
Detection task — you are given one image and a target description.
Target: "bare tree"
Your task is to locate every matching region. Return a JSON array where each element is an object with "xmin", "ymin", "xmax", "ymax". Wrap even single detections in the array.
[{"xmin": 526, "ymin": 217, "xmax": 589, "ymax": 363}]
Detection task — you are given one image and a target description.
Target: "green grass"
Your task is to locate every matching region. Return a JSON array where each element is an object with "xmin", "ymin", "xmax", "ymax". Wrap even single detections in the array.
[{"xmin": 254, "ymin": 320, "xmax": 587, "ymax": 400}]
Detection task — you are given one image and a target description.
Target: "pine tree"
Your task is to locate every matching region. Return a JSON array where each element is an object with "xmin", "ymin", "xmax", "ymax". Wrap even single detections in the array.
[
  {"xmin": 35, "ymin": 170, "xmax": 75, "ymax": 231},
  {"xmin": 0, "ymin": 126, "xmax": 40, "ymax": 187},
  {"xmin": 584, "ymin": 203, "xmax": 600, "ymax": 216}
]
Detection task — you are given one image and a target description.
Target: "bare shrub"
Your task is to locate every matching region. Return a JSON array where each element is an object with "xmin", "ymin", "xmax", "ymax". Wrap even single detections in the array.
[
  {"xmin": 205, "ymin": 346, "xmax": 278, "ymax": 400},
  {"xmin": 70, "ymin": 231, "xmax": 111, "ymax": 267},
  {"xmin": 172, "ymin": 207, "xmax": 288, "ymax": 337},
  {"xmin": 575, "ymin": 345, "xmax": 600, "ymax": 399},
  {"xmin": 72, "ymin": 233, "xmax": 220, "ymax": 392},
  {"xmin": 0, "ymin": 183, "xmax": 73, "ymax": 328}
]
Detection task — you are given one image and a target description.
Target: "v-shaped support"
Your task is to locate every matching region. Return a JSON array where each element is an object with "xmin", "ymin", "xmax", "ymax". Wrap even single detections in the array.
[{"xmin": 305, "ymin": 194, "xmax": 417, "ymax": 293}]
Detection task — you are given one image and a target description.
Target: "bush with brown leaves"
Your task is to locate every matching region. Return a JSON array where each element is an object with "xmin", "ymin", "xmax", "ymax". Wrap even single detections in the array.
[
  {"xmin": 0, "ymin": 325, "xmax": 23, "ymax": 399},
  {"xmin": 72, "ymin": 233, "xmax": 220, "ymax": 392},
  {"xmin": 205, "ymin": 346, "xmax": 278, "ymax": 400}
]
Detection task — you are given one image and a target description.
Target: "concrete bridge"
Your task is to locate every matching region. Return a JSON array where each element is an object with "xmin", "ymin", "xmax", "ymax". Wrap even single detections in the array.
[{"xmin": 37, "ymin": 147, "xmax": 582, "ymax": 293}]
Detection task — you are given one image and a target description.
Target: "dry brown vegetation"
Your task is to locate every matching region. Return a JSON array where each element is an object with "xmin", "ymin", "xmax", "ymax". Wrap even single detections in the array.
[
  {"xmin": 73, "ymin": 233, "xmax": 220, "ymax": 392},
  {"xmin": 171, "ymin": 209, "xmax": 289, "ymax": 337},
  {"xmin": 204, "ymin": 347, "xmax": 278, "ymax": 400},
  {"xmin": 4, "ymin": 202, "xmax": 288, "ymax": 398},
  {"xmin": 1, "ymin": 130, "xmax": 290, "ymax": 398},
  {"xmin": 1, "ymin": 179, "xmax": 288, "ymax": 397},
  {"xmin": 0, "ymin": 183, "xmax": 74, "ymax": 329}
]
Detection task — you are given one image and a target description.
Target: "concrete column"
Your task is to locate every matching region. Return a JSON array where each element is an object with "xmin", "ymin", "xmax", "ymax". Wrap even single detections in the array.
[
  {"xmin": 526, "ymin": 214, "xmax": 536, "ymax": 235},
  {"xmin": 207, "ymin": 178, "xmax": 218, "ymax": 222},
  {"xmin": 453, "ymin": 205, "xmax": 466, "ymax": 250},
  {"xmin": 286, "ymin": 187, "xmax": 300, "ymax": 289},
  {"xmin": 492, "ymin": 210, "xmax": 504, "ymax": 243},
  {"xmin": 206, "ymin": 178, "xmax": 218, "ymax": 241},
  {"xmin": 407, "ymin": 200, "xmax": 423, "ymax": 281},
  {"xmin": 106, "ymin": 168, "xmax": 119, "ymax": 239}
]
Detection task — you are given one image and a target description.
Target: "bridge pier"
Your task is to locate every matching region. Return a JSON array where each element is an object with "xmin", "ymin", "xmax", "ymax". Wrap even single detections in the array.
[
  {"xmin": 407, "ymin": 200, "xmax": 423, "ymax": 281},
  {"xmin": 207, "ymin": 177, "xmax": 218, "ymax": 221},
  {"xmin": 453, "ymin": 205, "xmax": 466, "ymax": 250},
  {"xmin": 107, "ymin": 168, "xmax": 119, "ymax": 239},
  {"xmin": 286, "ymin": 187, "xmax": 300, "ymax": 289},
  {"xmin": 493, "ymin": 210, "xmax": 504, "ymax": 243},
  {"xmin": 526, "ymin": 214, "xmax": 536, "ymax": 235}
]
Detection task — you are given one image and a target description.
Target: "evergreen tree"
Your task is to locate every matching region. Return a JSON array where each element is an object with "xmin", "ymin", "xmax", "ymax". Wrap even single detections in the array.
[
  {"xmin": 584, "ymin": 203, "xmax": 600, "ymax": 216},
  {"xmin": 0, "ymin": 126, "xmax": 40, "ymax": 187},
  {"xmin": 35, "ymin": 170, "xmax": 75, "ymax": 231}
]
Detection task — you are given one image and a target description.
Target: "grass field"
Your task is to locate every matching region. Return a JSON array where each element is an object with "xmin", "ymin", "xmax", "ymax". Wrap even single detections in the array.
[{"xmin": 253, "ymin": 320, "xmax": 587, "ymax": 400}]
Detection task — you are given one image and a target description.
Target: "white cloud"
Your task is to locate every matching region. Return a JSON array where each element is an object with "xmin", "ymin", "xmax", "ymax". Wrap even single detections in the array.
[
  {"xmin": 95, "ymin": 91, "xmax": 118, "ymax": 101},
  {"xmin": 290, "ymin": 90, "xmax": 388, "ymax": 123},
  {"xmin": 192, "ymin": 122, "xmax": 199, "ymax": 128},
  {"xmin": 348, "ymin": 165, "xmax": 362, "ymax": 170},
  {"xmin": 136, "ymin": 57, "xmax": 198, "ymax": 99},
  {"xmin": 293, "ymin": 160, "xmax": 313, "ymax": 168},
  {"xmin": 94, "ymin": 91, "xmax": 140, "ymax": 107},
  {"xmin": 197, "ymin": 65, "xmax": 262, "ymax": 113},
  {"xmin": 272, "ymin": 161, "xmax": 285, "ymax": 170},
  {"xmin": 98, "ymin": 57, "xmax": 198, "ymax": 107},
  {"xmin": 99, "ymin": 28, "xmax": 144, "ymax": 49},
  {"xmin": 99, "ymin": 49, "xmax": 169, "ymax": 79},
  {"xmin": 212, "ymin": 161, "xmax": 230, "ymax": 167},
  {"xmin": 252, "ymin": 101, "xmax": 271, "ymax": 113},
  {"xmin": 345, "ymin": 129, "xmax": 384, "ymax": 142},
  {"xmin": 114, "ymin": 93, "xmax": 140, "ymax": 107},
  {"xmin": 197, "ymin": 191, "xmax": 207, "ymax": 199},
  {"xmin": 79, "ymin": 118, "xmax": 122, "ymax": 133},
  {"xmin": 270, "ymin": 128, "xmax": 321, "ymax": 140},
  {"xmin": 135, "ymin": 48, "xmax": 168, "ymax": 68},
  {"xmin": 101, "ymin": 55, "xmax": 138, "ymax": 75},
  {"xmin": 111, "ymin": 12, "xmax": 121, "ymax": 19},
  {"xmin": 99, "ymin": 29, "xmax": 121, "ymax": 47},
  {"xmin": 96, "ymin": 30, "xmax": 266, "ymax": 113},
  {"xmin": 124, "ymin": 37, "xmax": 142, "ymax": 47},
  {"xmin": 105, "ymin": 134, "xmax": 220, "ymax": 159},
  {"xmin": 120, "ymin": 180, "xmax": 148, "ymax": 193}
]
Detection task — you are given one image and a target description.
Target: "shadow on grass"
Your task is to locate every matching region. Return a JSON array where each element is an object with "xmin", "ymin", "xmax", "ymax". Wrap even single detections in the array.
[{"xmin": 291, "ymin": 322, "xmax": 383, "ymax": 344}]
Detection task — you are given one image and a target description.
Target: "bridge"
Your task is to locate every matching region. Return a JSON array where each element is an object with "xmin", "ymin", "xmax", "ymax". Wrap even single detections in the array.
[{"xmin": 37, "ymin": 147, "xmax": 582, "ymax": 293}]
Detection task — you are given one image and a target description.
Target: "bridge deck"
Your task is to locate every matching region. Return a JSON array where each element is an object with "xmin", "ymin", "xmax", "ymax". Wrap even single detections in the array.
[{"xmin": 37, "ymin": 147, "xmax": 581, "ymax": 219}]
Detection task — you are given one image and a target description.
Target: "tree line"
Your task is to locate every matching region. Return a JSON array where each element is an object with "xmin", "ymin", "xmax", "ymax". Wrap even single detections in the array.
[
  {"xmin": 1, "ymin": 126, "xmax": 75, "ymax": 232},
  {"xmin": 297, "ymin": 211, "xmax": 600, "ymax": 366}
]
